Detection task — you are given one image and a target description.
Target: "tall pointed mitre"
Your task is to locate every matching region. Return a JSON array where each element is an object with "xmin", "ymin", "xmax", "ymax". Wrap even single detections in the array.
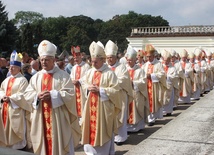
[
  {"xmin": 137, "ymin": 50, "xmax": 145, "ymax": 57},
  {"xmin": 179, "ymin": 49, "xmax": 188, "ymax": 58},
  {"xmin": 161, "ymin": 49, "xmax": 171, "ymax": 60},
  {"xmin": 188, "ymin": 51, "xmax": 195, "ymax": 59},
  {"xmin": 10, "ymin": 50, "xmax": 23, "ymax": 67},
  {"xmin": 104, "ymin": 40, "xmax": 118, "ymax": 56},
  {"xmin": 38, "ymin": 40, "xmax": 57, "ymax": 57},
  {"xmin": 126, "ymin": 45, "xmax": 137, "ymax": 59},
  {"xmin": 89, "ymin": 41, "xmax": 106, "ymax": 58},
  {"xmin": 194, "ymin": 48, "xmax": 202, "ymax": 57},
  {"xmin": 201, "ymin": 49, "xmax": 206, "ymax": 57},
  {"xmin": 206, "ymin": 49, "xmax": 212, "ymax": 57},
  {"xmin": 145, "ymin": 44, "xmax": 156, "ymax": 55},
  {"xmin": 97, "ymin": 41, "xmax": 104, "ymax": 49},
  {"xmin": 170, "ymin": 49, "xmax": 177, "ymax": 57},
  {"xmin": 71, "ymin": 46, "xmax": 81, "ymax": 57}
]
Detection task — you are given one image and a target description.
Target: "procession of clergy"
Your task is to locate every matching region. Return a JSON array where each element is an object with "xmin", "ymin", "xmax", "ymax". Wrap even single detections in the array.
[{"xmin": 0, "ymin": 39, "xmax": 214, "ymax": 155}]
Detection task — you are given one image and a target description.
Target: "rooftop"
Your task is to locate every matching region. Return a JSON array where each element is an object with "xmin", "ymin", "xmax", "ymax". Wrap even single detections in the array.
[{"xmin": 130, "ymin": 25, "xmax": 214, "ymax": 37}]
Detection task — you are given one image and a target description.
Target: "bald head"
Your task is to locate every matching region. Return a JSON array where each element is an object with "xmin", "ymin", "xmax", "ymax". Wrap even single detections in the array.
[
  {"xmin": 0, "ymin": 58, "xmax": 7, "ymax": 67},
  {"xmin": 30, "ymin": 59, "xmax": 40, "ymax": 71}
]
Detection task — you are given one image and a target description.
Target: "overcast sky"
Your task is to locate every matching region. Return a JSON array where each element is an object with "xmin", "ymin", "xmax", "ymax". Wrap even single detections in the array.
[{"xmin": 2, "ymin": 0, "xmax": 214, "ymax": 26}]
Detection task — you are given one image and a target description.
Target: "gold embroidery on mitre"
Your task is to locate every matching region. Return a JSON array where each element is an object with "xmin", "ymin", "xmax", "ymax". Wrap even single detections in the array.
[{"xmin": 42, "ymin": 42, "xmax": 47, "ymax": 52}]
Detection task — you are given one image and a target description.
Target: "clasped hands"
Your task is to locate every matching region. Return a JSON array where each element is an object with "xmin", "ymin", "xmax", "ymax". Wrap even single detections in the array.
[
  {"xmin": 38, "ymin": 90, "xmax": 51, "ymax": 101},
  {"xmin": 147, "ymin": 73, "xmax": 151, "ymax": 79},
  {"xmin": 88, "ymin": 84, "xmax": 99, "ymax": 93},
  {"xmin": 2, "ymin": 96, "xmax": 10, "ymax": 102},
  {"xmin": 72, "ymin": 80, "xmax": 80, "ymax": 86}
]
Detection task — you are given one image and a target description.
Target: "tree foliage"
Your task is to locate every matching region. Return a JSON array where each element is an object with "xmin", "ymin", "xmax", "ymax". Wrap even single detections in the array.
[
  {"xmin": 1, "ymin": 6, "xmax": 170, "ymax": 58},
  {"xmin": 13, "ymin": 11, "xmax": 44, "ymax": 26},
  {"xmin": 0, "ymin": 1, "xmax": 17, "ymax": 55}
]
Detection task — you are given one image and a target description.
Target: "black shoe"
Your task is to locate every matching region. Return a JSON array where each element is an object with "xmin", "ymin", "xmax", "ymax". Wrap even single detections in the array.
[
  {"xmin": 204, "ymin": 91, "xmax": 210, "ymax": 94},
  {"xmin": 173, "ymin": 107, "xmax": 177, "ymax": 110},
  {"xmin": 115, "ymin": 142, "xmax": 124, "ymax": 146},
  {"xmin": 166, "ymin": 113, "xmax": 172, "ymax": 116},
  {"xmin": 148, "ymin": 122, "xmax": 155, "ymax": 126}
]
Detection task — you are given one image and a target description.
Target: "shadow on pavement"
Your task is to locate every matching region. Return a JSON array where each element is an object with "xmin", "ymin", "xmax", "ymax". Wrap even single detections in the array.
[{"xmin": 115, "ymin": 101, "xmax": 196, "ymax": 155}]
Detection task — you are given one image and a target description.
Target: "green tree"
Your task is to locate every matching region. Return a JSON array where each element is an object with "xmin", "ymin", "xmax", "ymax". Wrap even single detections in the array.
[
  {"xmin": 42, "ymin": 16, "xmax": 70, "ymax": 52},
  {"xmin": 21, "ymin": 23, "xmax": 33, "ymax": 54},
  {"xmin": 61, "ymin": 25, "xmax": 91, "ymax": 54},
  {"xmin": 13, "ymin": 11, "xmax": 44, "ymax": 26},
  {"xmin": 11, "ymin": 10, "xmax": 169, "ymax": 57},
  {"xmin": 0, "ymin": 1, "xmax": 17, "ymax": 55},
  {"xmin": 57, "ymin": 15, "xmax": 100, "ymax": 54},
  {"xmin": 98, "ymin": 11, "xmax": 169, "ymax": 52},
  {"xmin": 13, "ymin": 11, "xmax": 45, "ymax": 55}
]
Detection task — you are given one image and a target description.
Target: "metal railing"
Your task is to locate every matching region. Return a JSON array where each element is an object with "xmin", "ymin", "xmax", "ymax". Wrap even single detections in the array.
[{"xmin": 131, "ymin": 25, "xmax": 214, "ymax": 36}]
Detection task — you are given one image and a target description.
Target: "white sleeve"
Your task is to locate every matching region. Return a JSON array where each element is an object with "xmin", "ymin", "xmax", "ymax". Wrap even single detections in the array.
[
  {"xmin": 151, "ymin": 73, "xmax": 159, "ymax": 82},
  {"xmin": 133, "ymin": 82, "xmax": 139, "ymax": 92},
  {"xmin": 99, "ymin": 88, "xmax": 109, "ymax": 102},
  {"xmin": 50, "ymin": 90, "xmax": 64, "ymax": 109},
  {"xmin": 32, "ymin": 94, "xmax": 39, "ymax": 110},
  {"xmin": 10, "ymin": 99, "xmax": 19, "ymax": 109},
  {"xmin": 184, "ymin": 70, "xmax": 189, "ymax": 77},
  {"xmin": 166, "ymin": 76, "xmax": 172, "ymax": 84}
]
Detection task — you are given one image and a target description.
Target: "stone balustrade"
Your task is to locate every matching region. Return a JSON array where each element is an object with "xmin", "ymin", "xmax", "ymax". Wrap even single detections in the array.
[{"xmin": 131, "ymin": 25, "xmax": 214, "ymax": 36}]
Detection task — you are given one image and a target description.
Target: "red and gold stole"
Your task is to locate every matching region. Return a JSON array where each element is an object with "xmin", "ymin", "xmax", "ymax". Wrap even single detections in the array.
[
  {"xmin": 208, "ymin": 60, "xmax": 210, "ymax": 65},
  {"xmin": 128, "ymin": 69, "xmax": 135, "ymax": 124},
  {"xmin": 42, "ymin": 73, "xmax": 53, "ymax": 155},
  {"xmin": 181, "ymin": 61, "xmax": 186, "ymax": 70},
  {"xmin": 171, "ymin": 62, "xmax": 175, "ymax": 66},
  {"xmin": 147, "ymin": 64, "xmax": 154, "ymax": 113},
  {"xmin": 180, "ymin": 61, "xmax": 186, "ymax": 97},
  {"xmin": 191, "ymin": 63, "xmax": 195, "ymax": 91},
  {"xmin": 89, "ymin": 71, "xmax": 102, "ymax": 146},
  {"xmin": 110, "ymin": 66, "xmax": 116, "ymax": 71},
  {"xmin": 75, "ymin": 66, "xmax": 82, "ymax": 117},
  {"xmin": 2, "ymin": 77, "xmax": 15, "ymax": 128},
  {"xmin": 164, "ymin": 65, "xmax": 168, "ymax": 73},
  {"xmin": 197, "ymin": 61, "xmax": 201, "ymax": 67}
]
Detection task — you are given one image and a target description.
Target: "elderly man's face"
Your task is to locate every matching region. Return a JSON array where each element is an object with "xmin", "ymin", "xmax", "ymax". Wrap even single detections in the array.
[
  {"xmin": 40, "ymin": 56, "xmax": 55, "ymax": 71},
  {"xmin": 9, "ymin": 65, "xmax": 20, "ymax": 76},
  {"xmin": 1, "ymin": 58, "xmax": 7, "ymax": 67},
  {"xmin": 106, "ymin": 55, "xmax": 117, "ymax": 66},
  {"xmin": 127, "ymin": 58, "xmax": 136, "ymax": 68},
  {"xmin": 74, "ymin": 55, "xmax": 82, "ymax": 65},
  {"xmin": 181, "ymin": 57, "xmax": 187, "ymax": 62},
  {"xmin": 189, "ymin": 58, "xmax": 194, "ymax": 63},
  {"xmin": 91, "ymin": 57, "xmax": 104, "ymax": 69},
  {"xmin": 163, "ymin": 57, "xmax": 171, "ymax": 65},
  {"xmin": 171, "ymin": 56, "xmax": 176, "ymax": 62},
  {"xmin": 146, "ymin": 53, "xmax": 155, "ymax": 62}
]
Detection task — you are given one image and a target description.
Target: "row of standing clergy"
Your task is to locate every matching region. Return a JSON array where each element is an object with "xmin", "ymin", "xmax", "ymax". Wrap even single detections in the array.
[
  {"xmin": 1, "ymin": 39, "xmax": 214, "ymax": 155},
  {"xmin": 71, "ymin": 42, "xmax": 214, "ymax": 150}
]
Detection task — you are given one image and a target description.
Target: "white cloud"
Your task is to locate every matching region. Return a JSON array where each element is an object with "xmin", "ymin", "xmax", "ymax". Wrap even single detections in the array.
[{"xmin": 2, "ymin": 0, "xmax": 214, "ymax": 26}]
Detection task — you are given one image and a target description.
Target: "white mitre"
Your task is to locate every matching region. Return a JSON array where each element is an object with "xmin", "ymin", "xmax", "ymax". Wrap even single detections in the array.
[
  {"xmin": 104, "ymin": 40, "xmax": 118, "ymax": 56},
  {"xmin": 161, "ymin": 49, "xmax": 171, "ymax": 60},
  {"xmin": 38, "ymin": 40, "xmax": 57, "ymax": 57},
  {"xmin": 194, "ymin": 48, "xmax": 202, "ymax": 57},
  {"xmin": 126, "ymin": 45, "xmax": 137, "ymax": 59},
  {"xmin": 89, "ymin": 41, "xmax": 106, "ymax": 58},
  {"xmin": 179, "ymin": 49, "xmax": 188, "ymax": 58}
]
